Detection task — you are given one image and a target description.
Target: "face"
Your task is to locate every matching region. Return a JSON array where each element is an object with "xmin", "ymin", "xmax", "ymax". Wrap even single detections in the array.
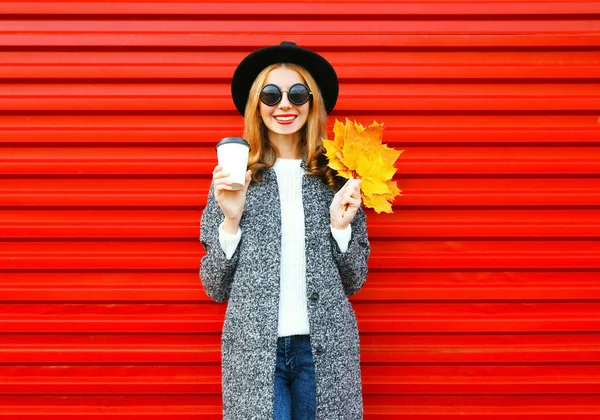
[{"xmin": 259, "ymin": 66, "xmax": 310, "ymax": 138}]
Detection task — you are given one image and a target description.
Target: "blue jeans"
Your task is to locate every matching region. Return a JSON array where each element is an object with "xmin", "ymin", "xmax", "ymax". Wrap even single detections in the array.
[{"xmin": 273, "ymin": 335, "xmax": 317, "ymax": 420}]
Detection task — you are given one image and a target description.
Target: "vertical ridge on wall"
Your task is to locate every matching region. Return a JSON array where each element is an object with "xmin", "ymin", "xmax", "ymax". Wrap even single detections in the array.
[{"xmin": 1, "ymin": 1, "xmax": 600, "ymax": 417}]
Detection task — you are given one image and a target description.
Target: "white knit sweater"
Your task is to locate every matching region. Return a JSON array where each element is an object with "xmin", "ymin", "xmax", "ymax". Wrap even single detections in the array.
[{"xmin": 219, "ymin": 158, "xmax": 351, "ymax": 337}]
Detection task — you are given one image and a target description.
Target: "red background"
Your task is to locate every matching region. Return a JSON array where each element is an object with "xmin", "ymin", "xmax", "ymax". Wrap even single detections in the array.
[{"xmin": 1, "ymin": 0, "xmax": 600, "ymax": 417}]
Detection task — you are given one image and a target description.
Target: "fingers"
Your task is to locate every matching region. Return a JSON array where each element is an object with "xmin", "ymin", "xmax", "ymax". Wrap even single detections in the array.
[
  {"xmin": 212, "ymin": 165, "xmax": 230, "ymax": 180},
  {"xmin": 350, "ymin": 178, "xmax": 362, "ymax": 194},
  {"xmin": 343, "ymin": 196, "xmax": 362, "ymax": 210},
  {"xmin": 342, "ymin": 178, "xmax": 362, "ymax": 201},
  {"xmin": 343, "ymin": 178, "xmax": 361, "ymax": 193},
  {"xmin": 332, "ymin": 178, "xmax": 362, "ymax": 216},
  {"xmin": 213, "ymin": 166, "xmax": 233, "ymax": 193},
  {"xmin": 337, "ymin": 192, "xmax": 361, "ymax": 222},
  {"xmin": 213, "ymin": 166, "xmax": 252, "ymax": 197},
  {"xmin": 340, "ymin": 190, "xmax": 361, "ymax": 210},
  {"xmin": 331, "ymin": 180, "xmax": 361, "ymax": 225},
  {"xmin": 214, "ymin": 181, "xmax": 233, "ymax": 194}
]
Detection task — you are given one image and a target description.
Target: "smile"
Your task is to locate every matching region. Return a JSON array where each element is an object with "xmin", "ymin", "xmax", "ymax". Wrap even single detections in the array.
[{"xmin": 274, "ymin": 115, "xmax": 297, "ymax": 124}]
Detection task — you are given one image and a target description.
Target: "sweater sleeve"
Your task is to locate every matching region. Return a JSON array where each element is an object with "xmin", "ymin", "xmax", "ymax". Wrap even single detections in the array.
[
  {"xmin": 330, "ymin": 224, "xmax": 352, "ymax": 253},
  {"xmin": 199, "ymin": 182, "xmax": 240, "ymax": 302},
  {"xmin": 219, "ymin": 222, "xmax": 242, "ymax": 260},
  {"xmin": 331, "ymin": 204, "xmax": 370, "ymax": 296}
]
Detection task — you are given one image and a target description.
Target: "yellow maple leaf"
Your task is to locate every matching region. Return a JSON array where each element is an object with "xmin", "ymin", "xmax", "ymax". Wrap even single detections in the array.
[
  {"xmin": 381, "ymin": 144, "xmax": 403, "ymax": 168},
  {"xmin": 323, "ymin": 119, "xmax": 357, "ymax": 177},
  {"xmin": 322, "ymin": 119, "xmax": 404, "ymax": 213},
  {"xmin": 362, "ymin": 181, "xmax": 403, "ymax": 214},
  {"xmin": 363, "ymin": 193, "xmax": 393, "ymax": 214},
  {"xmin": 354, "ymin": 120, "xmax": 366, "ymax": 134},
  {"xmin": 387, "ymin": 179, "xmax": 402, "ymax": 197}
]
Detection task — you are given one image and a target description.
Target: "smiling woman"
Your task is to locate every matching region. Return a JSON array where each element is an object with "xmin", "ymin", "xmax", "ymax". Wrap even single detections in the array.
[{"xmin": 199, "ymin": 41, "xmax": 370, "ymax": 420}]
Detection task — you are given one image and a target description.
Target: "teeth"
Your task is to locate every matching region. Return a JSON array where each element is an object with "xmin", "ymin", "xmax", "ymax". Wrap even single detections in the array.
[{"xmin": 275, "ymin": 116, "xmax": 295, "ymax": 121}]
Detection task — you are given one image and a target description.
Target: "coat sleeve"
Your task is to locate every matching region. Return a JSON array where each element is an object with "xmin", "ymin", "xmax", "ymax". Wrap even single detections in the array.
[
  {"xmin": 331, "ymin": 204, "xmax": 370, "ymax": 296},
  {"xmin": 199, "ymin": 182, "xmax": 240, "ymax": 302}
]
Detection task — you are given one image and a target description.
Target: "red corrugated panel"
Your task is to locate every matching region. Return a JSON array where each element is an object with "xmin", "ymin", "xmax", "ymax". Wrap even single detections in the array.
[{"xmin": 1, "ymin": 0, "xmax": 600, "ymax": 417}]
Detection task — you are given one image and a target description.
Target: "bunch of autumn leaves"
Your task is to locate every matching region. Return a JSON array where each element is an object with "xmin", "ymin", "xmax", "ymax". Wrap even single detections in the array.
[{"xmin": 323, "ymin": 119, "xmax": 403, "ymax": 214}]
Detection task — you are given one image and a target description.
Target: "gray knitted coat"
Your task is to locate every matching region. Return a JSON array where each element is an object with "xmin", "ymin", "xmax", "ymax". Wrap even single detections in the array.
[{"xmin": 200, "ymin": 162, "xmax": 370, "ymax": 419}]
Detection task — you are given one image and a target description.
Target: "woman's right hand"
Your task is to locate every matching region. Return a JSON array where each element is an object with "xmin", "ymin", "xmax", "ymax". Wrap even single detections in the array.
[{"xmin": 212, "ymin": 165, "xmax": 252, "ymax": 233}]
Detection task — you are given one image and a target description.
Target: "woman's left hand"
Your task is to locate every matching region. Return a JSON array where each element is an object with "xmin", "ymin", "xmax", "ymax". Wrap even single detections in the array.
[{"xmin": 330, "ymin": 178, "xmax": 362, "ymax": 230}]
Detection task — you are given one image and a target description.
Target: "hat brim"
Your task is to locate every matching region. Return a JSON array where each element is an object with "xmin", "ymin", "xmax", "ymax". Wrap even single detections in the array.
[{"xmin": 231, "ymin": 44, "xmax": 338, "ymax": 115}]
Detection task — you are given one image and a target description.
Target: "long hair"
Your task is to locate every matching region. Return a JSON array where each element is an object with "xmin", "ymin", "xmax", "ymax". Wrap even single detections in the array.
[{"xmin": 243, "ymin": 63, "xmax": 338, "ymax": 190}]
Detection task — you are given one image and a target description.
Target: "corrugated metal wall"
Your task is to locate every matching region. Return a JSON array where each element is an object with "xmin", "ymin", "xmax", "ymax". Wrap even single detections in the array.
[{"xmin": 1, "ymin": 1, "xmax": 600, "ymax": 417}]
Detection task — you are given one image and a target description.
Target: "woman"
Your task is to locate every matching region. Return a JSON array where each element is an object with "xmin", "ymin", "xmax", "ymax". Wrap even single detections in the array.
[{"xmin": 200, "ymin": 41, "xmax": 370, "ymax": 419}]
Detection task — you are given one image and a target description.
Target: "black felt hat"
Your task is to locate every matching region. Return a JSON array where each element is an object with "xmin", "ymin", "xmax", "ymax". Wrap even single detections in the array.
[{"xmin": 231, "ymin": 41, "xmax": 339, "ymax": 115}]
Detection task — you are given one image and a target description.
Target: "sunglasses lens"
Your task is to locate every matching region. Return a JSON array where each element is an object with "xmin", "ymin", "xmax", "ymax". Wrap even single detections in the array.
[
  {"xmin": 288, "ymin": 84, "xmax": 311, "ymax": 105},
  {"xmin": 259, "ymin": 85, "xmax": 281, "ymax": 106}
]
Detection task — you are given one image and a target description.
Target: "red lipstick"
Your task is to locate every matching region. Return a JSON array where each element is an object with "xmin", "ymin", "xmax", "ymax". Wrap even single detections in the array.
[{"xmin": 273, "ymin": 114, "xmax": 297, "ymax": 125}]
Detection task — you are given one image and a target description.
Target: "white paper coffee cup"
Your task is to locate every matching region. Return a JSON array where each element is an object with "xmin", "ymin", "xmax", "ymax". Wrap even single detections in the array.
[{"xmin": 216, "ymin": 137, "xmax": 251, "ymax": 190}]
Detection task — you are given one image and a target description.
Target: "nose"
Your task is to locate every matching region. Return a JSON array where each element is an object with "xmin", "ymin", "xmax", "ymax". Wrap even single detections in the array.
[{"xmin": 278, "ymin": 92, "xmax": 292, "ymax": 109}]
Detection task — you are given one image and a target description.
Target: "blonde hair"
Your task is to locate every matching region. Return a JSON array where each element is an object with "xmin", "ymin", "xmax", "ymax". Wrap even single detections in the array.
[{"xmin": 243, "ymin": 63, "xmax": 338, "ymax": 190}]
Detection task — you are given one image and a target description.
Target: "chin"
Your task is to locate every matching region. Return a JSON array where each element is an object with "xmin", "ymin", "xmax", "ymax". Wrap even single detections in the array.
[
  {"xmin": 275, "ymin": 127, "xmax": 302, "ymax": 135},
  {"xmin": 268, "ymin": 122, "xmax": 304, "ymax": 136}
]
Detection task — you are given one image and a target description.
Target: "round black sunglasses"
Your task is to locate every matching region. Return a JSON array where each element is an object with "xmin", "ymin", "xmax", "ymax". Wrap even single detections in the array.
[{"xmin": 259, "ymin": 83, "xmax": 312, "ymax": 107}]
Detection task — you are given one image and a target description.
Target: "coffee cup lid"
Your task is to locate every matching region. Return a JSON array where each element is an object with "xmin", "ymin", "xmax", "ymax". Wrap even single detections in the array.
[{"xmin": 216, "ymin": 137, "xmax": 251, "ymax": 151}]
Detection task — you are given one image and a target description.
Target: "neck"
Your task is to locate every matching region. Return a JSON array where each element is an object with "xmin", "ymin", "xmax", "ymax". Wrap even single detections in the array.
[{"xmin": 268, "ymin": 131, "xmax": 302, "ymax": 159}]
